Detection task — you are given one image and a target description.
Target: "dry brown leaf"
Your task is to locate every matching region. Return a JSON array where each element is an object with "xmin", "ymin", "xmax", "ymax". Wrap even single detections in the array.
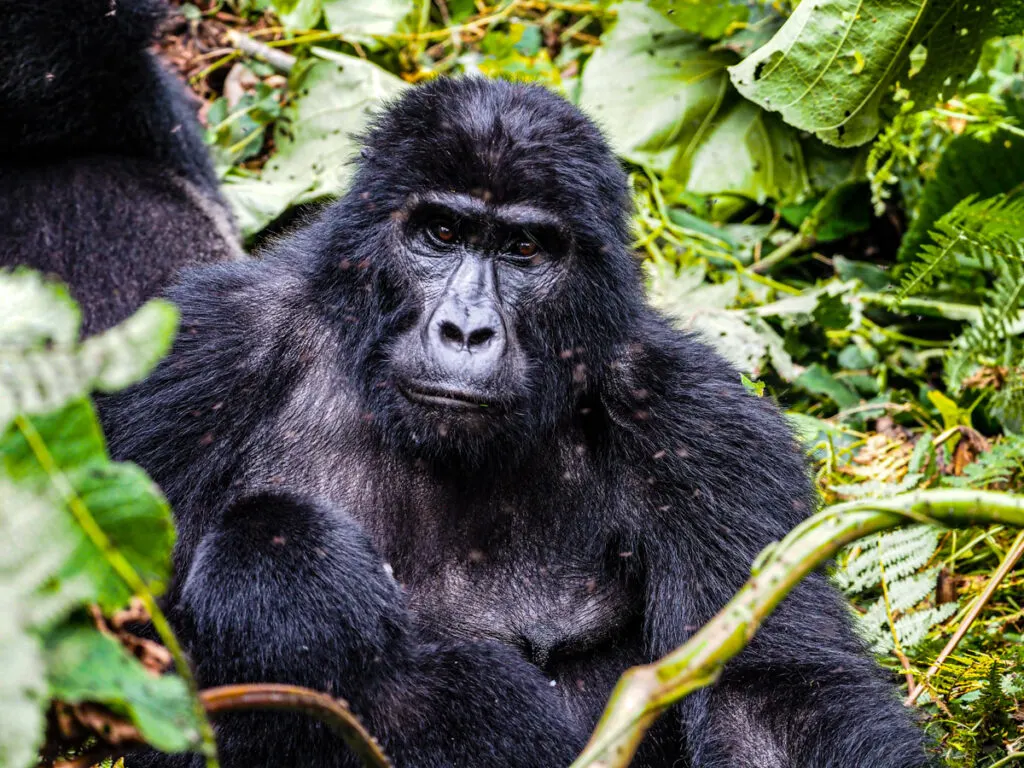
[
  {"xmin": 961, "ymin": 365, "xmax": 1009, "ymax": 391},
  {"xmin": 951, "ymin": 427, "xmax": 992, "ymax": 476}
]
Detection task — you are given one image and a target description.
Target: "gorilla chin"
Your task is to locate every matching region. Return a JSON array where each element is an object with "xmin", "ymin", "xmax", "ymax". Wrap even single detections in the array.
[{"xmin": 386, "ymin": 375, "xmax": 538, "ymax": 464}]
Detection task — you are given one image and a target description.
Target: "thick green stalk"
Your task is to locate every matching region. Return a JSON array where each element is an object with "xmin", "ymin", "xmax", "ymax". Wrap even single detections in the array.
[{"xmin": 571, "ymin": 491, "xmax": 1024, "ymax": 768}]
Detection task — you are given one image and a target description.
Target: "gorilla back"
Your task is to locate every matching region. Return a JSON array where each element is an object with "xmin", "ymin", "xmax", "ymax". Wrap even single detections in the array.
[
  {"xmin": 107, "ymin": 79, "xmax": 934, "ymax": 767},
  {"xmin": 0, "ymin": 0, "xmax": 240, "ymax": 335}
]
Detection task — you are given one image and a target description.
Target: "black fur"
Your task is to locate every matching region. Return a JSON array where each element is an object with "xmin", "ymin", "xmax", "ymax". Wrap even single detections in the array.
[
  {"xmin": 0, "ymin": 0, "xmax": 240, "ymax": 335},
  {"xmin": 103, "ymin": 77, "xmax": 934, "ymax": 767}
]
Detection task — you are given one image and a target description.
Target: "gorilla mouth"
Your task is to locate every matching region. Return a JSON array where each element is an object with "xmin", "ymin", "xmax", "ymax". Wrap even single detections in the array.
[{"xmin": 398, "ymin": 382, "xmax": 498, "ymax": 411}]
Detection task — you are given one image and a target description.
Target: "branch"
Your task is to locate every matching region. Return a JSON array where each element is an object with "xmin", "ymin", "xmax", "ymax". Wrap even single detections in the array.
[
  {"xmin": 571, "ymin": 490, "xmax": 1024, "ymax": 768},
  {"xmin": 224, "ymin": 29, "xmax": 296, "ymax": 73},
  {"xmin": 200, "ymin": 684, "xmax": 392, "ymax": 768}
]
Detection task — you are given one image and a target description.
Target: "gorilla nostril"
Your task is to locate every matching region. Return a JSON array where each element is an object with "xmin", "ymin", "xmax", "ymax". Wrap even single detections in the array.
[
  {"xmin": 439, "ymin": 321, "xmax": 465, "ymax": 347},
  {"xmin": 467, "ymin": 327, "xmax": 495, "ymax": 348}
]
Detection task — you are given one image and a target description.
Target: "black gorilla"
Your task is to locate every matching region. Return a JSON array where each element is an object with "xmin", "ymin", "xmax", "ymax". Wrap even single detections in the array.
[
  {"xmin": 100, "ymin": 65, "xmax": 935, "ymax": 767},
  {"xmin": 1, "ymin": 1, "xmax": 933, "ymax": 764},
  {"xmin": 0, "ymin": 0, "xmax": 240, "ymax": 335}
]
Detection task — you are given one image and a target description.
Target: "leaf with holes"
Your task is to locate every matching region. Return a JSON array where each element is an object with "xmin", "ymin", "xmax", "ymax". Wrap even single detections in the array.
[{"xmin": 729, "ymin": 0, "xmax": 1024, "ymax": 147}]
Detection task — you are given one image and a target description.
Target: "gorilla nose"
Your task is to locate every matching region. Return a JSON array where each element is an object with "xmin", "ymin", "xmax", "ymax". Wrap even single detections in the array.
[
  {"xmin": 429, "ymin": 304, "xmax": 506, "ymax": 367},
  {"xmin": 439, "ymin": 320, "xmax": 496, "ymax": 351}
]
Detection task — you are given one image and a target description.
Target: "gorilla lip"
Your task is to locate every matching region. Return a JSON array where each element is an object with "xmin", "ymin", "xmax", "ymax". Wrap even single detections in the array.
[{"xmin": 398, "ymin": 382, "xmax": 497, "ymax": 411}]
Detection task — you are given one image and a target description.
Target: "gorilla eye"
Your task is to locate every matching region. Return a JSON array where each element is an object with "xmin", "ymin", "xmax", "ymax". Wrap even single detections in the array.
[
  {"xmin": 516, "ymin": 240, "xmax": 539, "ymax": 258},
  {"xmin": 427, "ymin": 221, "xmax": 456, "ymax": 244}
]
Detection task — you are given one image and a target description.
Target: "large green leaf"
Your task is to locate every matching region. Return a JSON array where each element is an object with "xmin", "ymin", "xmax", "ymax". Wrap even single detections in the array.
[
  {"xmin": 579, "ymin": 2, "xmax": 809, "ymax": 208},
  {"xmin": 648, "ymin": 0, "xmax": 749, "ymax": 39},
  {"xmin": 0, "ymin": 277, "xmax": 197, "ymax": 764},
  {"xmin": 0, "ymin": 269, "xmax": 79, "ymax": 349},
  {"xmin": 579, "ymin": 2, "xmax": 735, "ymax": 173},
  {"xmin": 908, "ymin": 2, "xmax": 1024, "ymax": 109},
  {"xmin": 46, "ymin": 623, "xmax": 200, "ymax": 753},
  {"xmin": 681, "ymin": 99, "xmax": 808, "ymax": 206},
  {"xmin": 270, "ymin": 0, "xmax": 412, "ymax": 38},
  {"xmin": 730, "ymin": 0, "xmax": 1024, "ymax": 148},
  {"xmin": 1, "ymin": 401, "xmax": 175, "ymax": 611},
  {"xmin": 0, "ymin": 481, "xmax": 81, "ymax": 768},
  {"xmin": 322, "ymin": 0, "xmax": 413, "ymax": 44},
  {"xmin": 269, "ymin": 0, "xmax": 323, "ymax": 30},
  {"xmin": 0, "ymin": 478, "xmax": 196, "ymax": 763},
  {"xmin": 0, "ymin": 271, "xmax": 177, "ymax": 431},
  {"xmin": 223, "ymin": 51, "xmax": 407, "ymax": 237}
]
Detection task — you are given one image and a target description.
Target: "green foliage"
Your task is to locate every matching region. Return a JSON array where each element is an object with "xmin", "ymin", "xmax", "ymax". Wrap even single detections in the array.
[
  {"xmin": 269, "ymin": 0, "xmax": 413, "ymax": 38},
  {"xmin": 579, "ymin": 2, "xmax": 813, "ymax": 218},
  {"xmin": 46, "ymin": 624, "xmax": 199, "ymax": 750},
  {"xmin": 945, "ymin": 433, "xmax": 1024, "ymax": 488},
  {"xmin": 648, "ymin": 0, "xmax": 749, "ymax": 39},
  {"xmin": 896, "ymin": 130, "xmax": 1024, "ymax": 263},
  {"xmin": 894, "ymin": 194, "xmax": 1024, "ymax": 400},
  {"xmin": 205, "ymin": 78, "xmax": 285, "ymax": 173},
  {"xmin": 223, "ymin": 52, "xmax": 407, "ymax": 237},
  {"xmin": 0, "ymin": 271, "xmax": 203, "ymax": 765},
  {"xmin": 731, "ymin": 0, "xmax": 1024, "ymax": 147}
]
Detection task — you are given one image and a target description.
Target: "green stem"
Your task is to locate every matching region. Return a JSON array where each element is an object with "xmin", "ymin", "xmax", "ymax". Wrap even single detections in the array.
[
  {"xmin": 990, "ymin": 752, "xmax": 1024, "ymax": 768},
  {"xmin": 571, "ymin": 490, "xmax": 1024, "ymax": 768},
  {"xmin": 750, "ymin": 230, "xmax": 812, "ymax": 274},
  {"xmin": 15, "ymin": 415, "xmax": 220, "ymax": 768},
  {"xmin": 861, "ymin": 292, "xmax": 983, "ymax": 322}
]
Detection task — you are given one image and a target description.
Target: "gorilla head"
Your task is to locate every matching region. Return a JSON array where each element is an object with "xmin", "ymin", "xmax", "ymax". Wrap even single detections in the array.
[{"xmin": 317, "ymin": 78, "xmax": 644, "ymax": 464}]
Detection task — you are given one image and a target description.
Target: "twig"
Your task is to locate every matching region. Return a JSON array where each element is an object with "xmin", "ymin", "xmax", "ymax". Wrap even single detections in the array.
[
  {"xmin": 990, "ymin": 751, "xmax": 1024, "ymax": 767},
  {"xmin": 571, "ymin": 490, "xmax": 1024, "ymax": 768},
  {"xmin": 224, "ymin": 29, "xmax": 296, "ymax": 72},
  {"xmin": 200, "ymin": 684, "xmax": 392, "ymax": 768},
  {"xmin": 905, "ymin": 529, "xmax": 1024, "ymax": 706}
]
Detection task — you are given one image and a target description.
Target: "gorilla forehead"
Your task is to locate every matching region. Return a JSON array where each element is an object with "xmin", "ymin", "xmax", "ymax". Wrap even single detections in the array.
[{"xmin": 356, "ymin": 78, "xmax": 630, "ymax": 240}]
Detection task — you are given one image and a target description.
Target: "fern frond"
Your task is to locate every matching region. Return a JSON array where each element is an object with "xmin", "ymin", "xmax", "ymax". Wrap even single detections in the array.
[
  {"xmin": 893, "ymin": 219, "xmax": 970, "ymax": 303},
  {"xmin": 833, "ymin": 525, "xmax": 940, "ymax": 595},
  {"xmin": 945, "ymin": 433, "xmax": 1024, "ymax": 488},
  {"xmin": 894, "ymin": 193, "xmax": 1024, "ymax": 305},
  {"xmin": 859, "ymin": 568, "xmax": 942, "ymax": 628},
  {"xmin": 872, "ymin": 602, "xmax": 958, "ymax": 654},
  {"xmin": 943, "ymin": 192, "xmax": 1024, "ymax": 239},
  {"xmin": 989, "ymin": 374, "xmax": 1024, "ymax": 435},
  {"xmin": 947, "ymin": 253, "xmax": 1024, "ymax": 388}
]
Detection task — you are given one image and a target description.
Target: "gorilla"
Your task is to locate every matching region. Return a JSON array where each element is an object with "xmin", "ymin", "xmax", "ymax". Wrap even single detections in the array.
[
  {"xmin": 0, "ymin": 0, "xmax": 240, "ymax": 335},
  {"xmin": 3, "ymin": 1, "xmax": 932, "ymax": 766},
  {"xmin": 103, "ymin": 79, "xmax": 933, "ymax": 768}
]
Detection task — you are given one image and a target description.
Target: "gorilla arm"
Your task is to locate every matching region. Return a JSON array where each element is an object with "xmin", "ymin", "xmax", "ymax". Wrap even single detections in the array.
[
  {"xmin": 605, "ymin": 317, "xmax": 933, "ymax": 768},
  {"xmin": 146, "ymin": 492, "xmax": 584, "ymax": 768}
]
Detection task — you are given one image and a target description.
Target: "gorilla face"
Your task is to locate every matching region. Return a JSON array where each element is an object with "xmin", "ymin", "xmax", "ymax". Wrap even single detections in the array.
[
  {"xmin": 382, "ymin": 190, "xmax": 574, "ymax": 453},
  {"xmin": 328, "ymin": 78, "xmax": 644, "ymax": 465}
]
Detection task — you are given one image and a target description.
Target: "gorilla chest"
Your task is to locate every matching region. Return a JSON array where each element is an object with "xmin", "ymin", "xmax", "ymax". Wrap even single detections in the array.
[
  {"xmin": 349, "ymin": 462, "xmax": 642, "ymax": 671},
  {"xmin": 400, "ymin": 551, "xmax": 638, "ymax": 669}
]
